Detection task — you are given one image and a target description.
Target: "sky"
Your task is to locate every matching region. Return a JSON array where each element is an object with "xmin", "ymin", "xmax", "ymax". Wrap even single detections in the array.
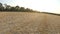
[{"xmin": 0, "ymin": 0, "xmax": 60, "ymax": 14}]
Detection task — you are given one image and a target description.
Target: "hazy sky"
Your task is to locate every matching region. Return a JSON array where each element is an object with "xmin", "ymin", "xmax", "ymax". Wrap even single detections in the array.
[{"xmin": 0, "ymin": 0, "xmax": 60, "ymax": 14}]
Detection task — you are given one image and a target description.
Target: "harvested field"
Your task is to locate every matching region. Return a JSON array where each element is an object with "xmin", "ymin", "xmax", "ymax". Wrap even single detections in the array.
[{"xmin": 0, "ymin": 12, "xmax": 60, "ymax": 34}]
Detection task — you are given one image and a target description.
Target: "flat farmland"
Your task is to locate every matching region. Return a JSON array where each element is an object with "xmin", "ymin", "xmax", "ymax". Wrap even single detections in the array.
[{"xmin": 0, "ymin": 12, "xmax": 60, "ymax": 34}]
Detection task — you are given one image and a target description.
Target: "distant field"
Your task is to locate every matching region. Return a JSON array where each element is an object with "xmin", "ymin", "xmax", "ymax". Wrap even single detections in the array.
[{"xmin": 0, "ymin": 12, "xmax": 60, "ymax": 34}]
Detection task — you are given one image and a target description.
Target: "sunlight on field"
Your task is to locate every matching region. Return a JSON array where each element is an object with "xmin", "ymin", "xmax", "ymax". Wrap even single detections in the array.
[{"xmin": 0, "ymin": 12, "xmax": 60, "ymax": 34}]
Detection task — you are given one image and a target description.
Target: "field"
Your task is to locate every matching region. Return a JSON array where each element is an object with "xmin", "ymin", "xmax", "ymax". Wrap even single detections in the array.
[{"xmin": 0, "ymin": 12, "xmax": 60, "ymax": 34}]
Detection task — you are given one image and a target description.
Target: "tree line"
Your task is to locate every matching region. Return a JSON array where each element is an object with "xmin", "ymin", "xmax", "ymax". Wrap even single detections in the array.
[{"xmin": 0, "ymin": 3, "xmax": 35, "ymax": 12}]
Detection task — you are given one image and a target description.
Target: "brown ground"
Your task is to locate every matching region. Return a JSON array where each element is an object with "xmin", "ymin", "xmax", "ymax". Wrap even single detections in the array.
[{"xmin": 0, "ymin": 12, "xmax": 60, "ymax": 34}]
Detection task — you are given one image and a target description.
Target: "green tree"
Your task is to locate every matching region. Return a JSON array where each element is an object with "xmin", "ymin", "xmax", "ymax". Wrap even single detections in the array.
[
  {"xmin": 10, "ymin": 7, "xmax": 15, "ymax": 11},
  {"xmin": 0, "ymin": 3, "xmax": 4, "ymax": 11},
  {"xmin": 0, "ymin": 3, "xmax": 2, "ymax": 7},
  {"xmin": 4, "ymin": 4, "xmax": 11, "ymax": 11},
  {"xmin": 15, "ymin": 6, "xmax": 20, "ymax": 11},
  {"xmin": 25, "ymin": 8, "xmax": 31, "ymax": 12},
  {"xmin": 20, "ymin": 7, "xmax": 25, "ymax": 11},
  {"xmin": 0, "ymin": 3, "xmax": 35, "ymax": 12}
]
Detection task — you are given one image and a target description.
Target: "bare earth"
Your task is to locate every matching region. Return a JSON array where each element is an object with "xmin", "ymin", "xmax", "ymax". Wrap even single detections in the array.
[{"xmin": 0, "ymin": 12, "xmax": 60, "ymax": 34}]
